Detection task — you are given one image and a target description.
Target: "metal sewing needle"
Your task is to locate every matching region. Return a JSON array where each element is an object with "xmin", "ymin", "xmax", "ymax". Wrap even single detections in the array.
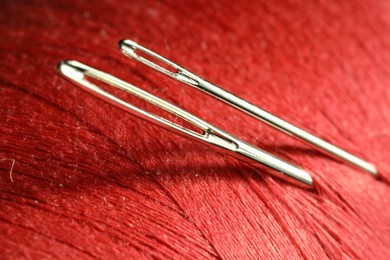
[
  {"xmin": 57, "ymin": 60, "xmax": 313, "ymax": 188},
  {"xmin": 118, "ymin": 39, "xmax": 378, "ymax": 176}
]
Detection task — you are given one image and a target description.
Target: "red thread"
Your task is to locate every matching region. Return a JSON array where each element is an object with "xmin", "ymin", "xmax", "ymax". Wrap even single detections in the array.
[{"xmin": 0, "ymin": 0, "xmax": 389, "ymax": 258}]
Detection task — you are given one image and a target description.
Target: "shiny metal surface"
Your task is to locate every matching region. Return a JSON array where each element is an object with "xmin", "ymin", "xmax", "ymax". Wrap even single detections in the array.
[
  {"xmin": 119, "ymin": 39, "xmax": 378, "ymax": 176},
  {"xmin": 57, "ymin": 60, "xmax": 313, "ymax": 188}
]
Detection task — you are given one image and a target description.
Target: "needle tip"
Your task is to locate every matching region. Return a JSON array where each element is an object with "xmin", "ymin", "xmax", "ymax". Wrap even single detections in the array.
[
  {"xmin": 367, "ymin": 163, "xmax": 379, "ymax": 177},
  {"xmin": 294, "ymin": 168, "xmax": 314, "ymax": 188}
]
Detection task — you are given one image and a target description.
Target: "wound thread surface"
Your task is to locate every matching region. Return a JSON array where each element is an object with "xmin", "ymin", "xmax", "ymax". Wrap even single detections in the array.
[{"xmin": 0, "ymin": 0, "xmax": 389, "ymax": 259}]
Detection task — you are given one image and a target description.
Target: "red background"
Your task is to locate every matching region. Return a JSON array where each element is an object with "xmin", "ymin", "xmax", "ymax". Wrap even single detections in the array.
[{"xmin": 1, "ymin": 0, "xmax": 389, "ymax": 258}]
